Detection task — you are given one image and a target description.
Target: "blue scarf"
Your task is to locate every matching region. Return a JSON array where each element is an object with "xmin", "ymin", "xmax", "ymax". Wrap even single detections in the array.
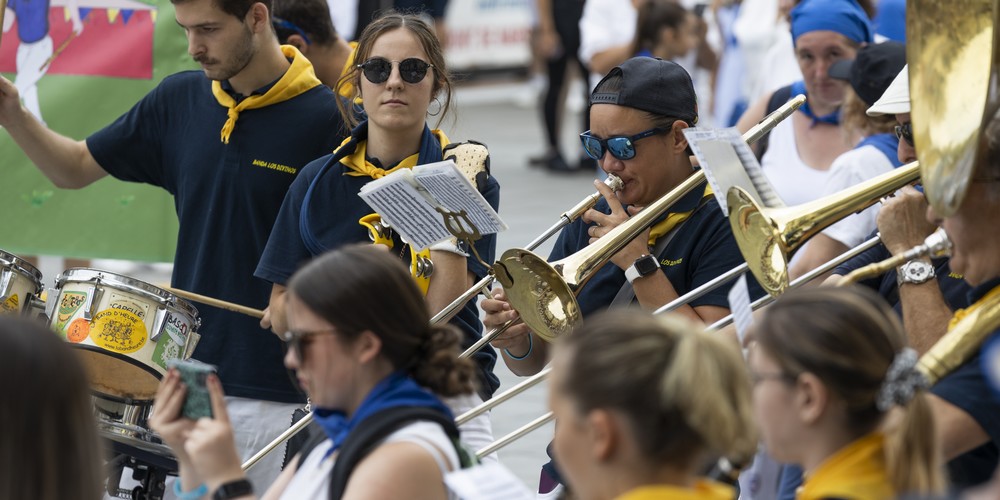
[
  {"xmin": 312, "ymin": 371, "xmax": 454, "ymax": 459},
  {"xmin": 299, "ymin": 121, "xmax": 444, "ymax": 255},
  {"xmin": 790, "ymin": 80, "xmax": 840, "ymax": 126},
  {"xmin": 857, "ymin": 133, "xmax": 902, "ymax": 168}
]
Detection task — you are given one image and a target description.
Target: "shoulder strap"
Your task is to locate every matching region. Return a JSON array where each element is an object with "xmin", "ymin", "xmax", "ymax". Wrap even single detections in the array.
[
  {"xmin": 328, "ymin": 406, "xmax": 466, "ymax": 500},
  {"xmin": 755, "ymin": 85, "xmax": 794, "ymax": 161}
]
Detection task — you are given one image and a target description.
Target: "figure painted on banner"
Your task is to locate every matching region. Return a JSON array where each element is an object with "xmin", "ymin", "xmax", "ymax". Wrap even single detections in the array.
[
  {"xmin": 3, "ymin": 0, "xmax": 83, "ymax": 123},
  {"xmin": 0, "ymin": 0, "xmax": 347, "ymax": 490}
]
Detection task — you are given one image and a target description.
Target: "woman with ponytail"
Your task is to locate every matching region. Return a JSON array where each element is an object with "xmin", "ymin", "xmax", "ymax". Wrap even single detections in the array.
[
  {"xmin": 749, "ymin": 286, "xmax": 944, "ymax": 499},
  {"xmin": 547, "ymin": 310, "xmax": 757, "ymax": 499},
  {"xmin": 253, "ymin": 11, "xmax": 500, "ymax": 454},
  {"xmin": 150, "ymin": 245, "xmax": 477, "ymax": 499}
]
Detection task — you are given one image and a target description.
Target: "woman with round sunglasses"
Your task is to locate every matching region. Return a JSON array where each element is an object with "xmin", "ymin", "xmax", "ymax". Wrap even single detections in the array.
[
  {"xmin": 150, "ymin": 245, "xmax": 478, "ymax": 500},
  {"xmin": 548, "ymin": 310, "xmax": 757, "ymax": 500},
  {"xmin": 748, "ymin": 286, "xmax": 944, "ymax": 499},
  {"xmin": 481, "ymin": 56, "xmax": 759, "ymax": 496},
  {"xmin": 254, "ymin": 12, "xmax": 500, "ymax": 456}
]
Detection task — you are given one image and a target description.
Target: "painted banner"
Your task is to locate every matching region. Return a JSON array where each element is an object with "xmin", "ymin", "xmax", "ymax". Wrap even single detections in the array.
[{"xmin": 1, "ymin": 0, "xmax": 194, "ymax": 262}]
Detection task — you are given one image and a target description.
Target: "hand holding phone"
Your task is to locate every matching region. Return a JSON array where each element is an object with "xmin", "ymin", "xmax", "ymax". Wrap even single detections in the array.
[{"xmin": 168, "ymin": 359, "xmax": 217, "ymax": 419}]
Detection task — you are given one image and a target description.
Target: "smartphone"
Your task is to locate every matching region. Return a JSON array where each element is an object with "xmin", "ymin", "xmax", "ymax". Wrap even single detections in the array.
[{"xmin": 168, "ymin": 359, "xmax": 217, "ymax": 419}]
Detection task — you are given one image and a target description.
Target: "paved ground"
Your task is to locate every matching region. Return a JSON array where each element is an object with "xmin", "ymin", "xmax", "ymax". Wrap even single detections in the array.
[{"xmin": 31, "ymin": 79, "xmax": 597, "ymax": 489}]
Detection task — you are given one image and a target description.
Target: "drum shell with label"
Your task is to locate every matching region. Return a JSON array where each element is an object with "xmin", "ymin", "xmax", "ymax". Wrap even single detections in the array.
[
  {"xmin": 0, "ymin": 250, "xmax": 43, "ymax": 315},
  {"xmin": 48, "ymin": 269, "xmax": 201, "ymax": 402}
]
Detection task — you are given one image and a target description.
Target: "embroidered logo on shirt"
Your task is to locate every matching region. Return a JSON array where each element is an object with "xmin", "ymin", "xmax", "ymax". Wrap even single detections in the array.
[
  {"xmin": 252, "ymin": 159, "xmax": 297, "ymax": 175},
  {"xmin": 661, "ymin": 257, "xmax": 683, "ymax": 267},
  {"xmin": 948, "ymin": 272, "xmax": 964, "ymax": 279}
]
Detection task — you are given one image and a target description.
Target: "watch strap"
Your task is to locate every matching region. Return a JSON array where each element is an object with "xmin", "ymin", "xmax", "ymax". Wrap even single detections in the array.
[
  {"xmin": 212, "ymin": 479, "xmax": 253, "ymax": 500},
  {"xmin": 625, "ymin": 254, "xmax": 659, "ymax": 284}
]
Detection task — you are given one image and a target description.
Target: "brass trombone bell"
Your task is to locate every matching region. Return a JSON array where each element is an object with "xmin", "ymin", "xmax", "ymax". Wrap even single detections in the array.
[
  {"xmin": 729, "ymin": 161, "xmax": 921, "ymax": 296},
  {"xmin": 908, "ymin": 0, "xmax": 995, "ymax": 217}
]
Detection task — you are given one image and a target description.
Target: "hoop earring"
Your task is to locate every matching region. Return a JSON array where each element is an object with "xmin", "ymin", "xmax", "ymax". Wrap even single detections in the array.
[
  {"xmin": 428, "ymin": 96, "xmax": 443, "ymax": 117},
  {"xmin": 352, "ymin": 96, "xmax": 365, "ymax": 116}
]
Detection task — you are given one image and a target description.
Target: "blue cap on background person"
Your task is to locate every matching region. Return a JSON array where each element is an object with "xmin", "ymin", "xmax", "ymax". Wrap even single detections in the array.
[{"xmin": 791, "ymin": 0, "xmax": 874, "ymax": 46}]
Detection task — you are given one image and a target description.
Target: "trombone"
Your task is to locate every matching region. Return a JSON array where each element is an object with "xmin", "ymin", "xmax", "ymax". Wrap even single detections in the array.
[
  {"xmin": 242, "ymin": 94, "xmax": 808, "ymax": 471},
  {"xmin": 460, "ymin": 95, "xmax": 807, "ymax": 357}
]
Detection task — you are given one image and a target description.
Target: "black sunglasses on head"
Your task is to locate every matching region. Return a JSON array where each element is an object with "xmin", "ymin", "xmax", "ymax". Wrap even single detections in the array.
[
  {"xmin": 894, "ymin": 122, "xmax": 914, "ymax": 147},
  {"xmin": 358, "ymin": 57, "xmax": 433, "ymax": 84}
]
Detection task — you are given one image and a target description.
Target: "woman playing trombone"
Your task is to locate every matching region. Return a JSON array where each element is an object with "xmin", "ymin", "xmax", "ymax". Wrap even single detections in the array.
[{"xmin": 482, "ymin": 57, "xmax": 760, "ymax": 495}]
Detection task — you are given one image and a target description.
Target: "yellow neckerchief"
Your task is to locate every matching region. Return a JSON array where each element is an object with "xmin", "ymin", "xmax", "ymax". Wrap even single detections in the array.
[
  {"xmin": 614, "ymin": 480, "xmax": 734, "ymax": 500},
  {"xmin": 646, "ymin": 183, "xmax": 714, "ymax": 247},
  {"xmin": 211, "ymin": 45, "xmax": 322, "ymax": 144},
  {"xmin": 948, "ymin": 284, "xmax": 1000, "ymax": 330},
  {"xmin": 339, "ymin": 41, "xmax": 358, "ymax": 100},
  {"xmin": 798, "ymin": 432, "xmax": 893, "ymax": 500},
  {"xmin": 338, "ymin": 129, "xmax": 451, "ymax": 179}
]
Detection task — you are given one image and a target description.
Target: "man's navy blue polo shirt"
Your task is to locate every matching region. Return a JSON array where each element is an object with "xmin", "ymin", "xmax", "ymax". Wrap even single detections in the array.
[
  {"xmin": 87, "ymin": 70, "xmax": 346, "ymax": 403},
  {"xmin": 255, "ymin": 153, "xmax": 501, "ymax": 397},
  {"xmin": 549, "ymin": 178, "xmax": 764, "ymax": 316}
]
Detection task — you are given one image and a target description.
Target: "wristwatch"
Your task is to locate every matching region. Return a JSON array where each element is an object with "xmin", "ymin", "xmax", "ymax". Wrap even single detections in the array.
[
  {"xmin": 213, "ymin": 479, "xmax": 253, "ymax": 500},
  {"xmin": 897, "ymin": 259, "xmax": 935, "ymax": 286},
  {"xmin": 625, "ymin": 254, "xmax": 659, "ymax": 284}
]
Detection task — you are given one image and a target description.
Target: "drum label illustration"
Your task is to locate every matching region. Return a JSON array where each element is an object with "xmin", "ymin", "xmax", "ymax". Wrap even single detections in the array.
[
  {"xmin": 67, "ymin": 318, "xmax": 91, "ymax": 343},
  {"xmin": 55, "ymin": 291, "xmax": 88, "ymax": 331},
  {"xmin": 90, "ymin": 294, "xmax": 150, "ymax": 354},
  {"xmin": 1, "ymin": 294, "xmax": 19, "ymax": 313},
  {"xmin": 152, "ymin": 312, "xmax": 190, "ymax": 369}
]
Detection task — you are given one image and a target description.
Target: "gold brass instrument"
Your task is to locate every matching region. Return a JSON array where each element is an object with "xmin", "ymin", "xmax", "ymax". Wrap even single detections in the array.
[
  {"xmin": 920, "ymin": 293, "xmax": 1000, "ymax": 385},
  {"xmin": 728, "ymin": 161, "xmax": 920, "ymax": 297},
  {"xmin": 485, "ymin": 95, "xmax": 806, "ymax": 344},
  {"xmin": 908, "ymin": 0, "xmax": 994, "ymax": 217},
  {"xmin": 430, "ymin": 174, "xmax": 625, "ymax": 327}
]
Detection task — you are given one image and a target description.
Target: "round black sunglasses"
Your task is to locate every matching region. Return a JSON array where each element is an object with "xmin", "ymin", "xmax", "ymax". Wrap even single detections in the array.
[{"xmin": 358, "ymin": 57, "xmax": 433, "ymax": 85}]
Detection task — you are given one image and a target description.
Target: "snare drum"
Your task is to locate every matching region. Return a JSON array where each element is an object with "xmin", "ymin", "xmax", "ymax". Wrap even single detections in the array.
[
  {"xmin": 47, "ymin": 268, "xmax": 201, "ymax": 402},
  {"xmin": 0, "ymin": 250, "xmax": 43, "ymax": 315}
]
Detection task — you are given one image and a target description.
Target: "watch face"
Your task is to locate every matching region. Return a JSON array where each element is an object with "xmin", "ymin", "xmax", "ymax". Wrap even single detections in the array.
[
  {"xmin": 636, "ymin": 255, "xmax": 660, "ymax": 275},
  {"xmin": 903, "ymin": 261, "xmax": 934, "ymax": 282}
]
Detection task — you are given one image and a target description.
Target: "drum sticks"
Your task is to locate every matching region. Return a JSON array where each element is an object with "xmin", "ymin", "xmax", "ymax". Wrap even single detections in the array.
[{"xmin": 160, "ymin": 285, "xmax": 265, "ymax": 319}]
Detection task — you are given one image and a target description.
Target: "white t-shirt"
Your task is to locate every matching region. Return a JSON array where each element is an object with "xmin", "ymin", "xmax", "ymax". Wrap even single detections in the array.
[
  {"xmin": 279, "ymin": 421, "xmax": 459, "ymax": 499},
  {"xmin": 821, "ymin": 144, "xmax": 897, "ymax": 247},
  {"xmin": 761, "ymin": 116, "xmax": 832, "ymax": 207},
  {"xmin": 578, "ymin": 0, "xmax": 637, "ymax": 90}
]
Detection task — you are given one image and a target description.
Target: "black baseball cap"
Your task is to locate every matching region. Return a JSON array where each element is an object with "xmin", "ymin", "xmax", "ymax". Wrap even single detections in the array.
[
  {"xmin": 590, "ymin": 57, "xmax": 699, "ymax": 125},
  {"xmin": 828, "ymin": 41, "xmax": 906, "ymax": 107}
]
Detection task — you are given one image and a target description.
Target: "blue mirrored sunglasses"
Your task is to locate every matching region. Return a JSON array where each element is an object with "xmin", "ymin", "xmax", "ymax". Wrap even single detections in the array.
[{"xmin": 579, "ymin": 127, "xmax": 668, "ymax": 161}]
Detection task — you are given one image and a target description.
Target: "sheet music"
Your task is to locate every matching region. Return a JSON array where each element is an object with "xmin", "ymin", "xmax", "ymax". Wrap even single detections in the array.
[
  {"xmin": 727, "ymin": 273, "xmax": 754, "ymax": 353},
  {"xmin": 444, "ymin": 462, "xmax": 535, "ymax": 500},
  {"xmin": 359, "ymin": 160, "xmax": 506, "ymax": 250},
  {"xmin": 684, "ymin": 128, "xmax": 784, "ymax": 213}
]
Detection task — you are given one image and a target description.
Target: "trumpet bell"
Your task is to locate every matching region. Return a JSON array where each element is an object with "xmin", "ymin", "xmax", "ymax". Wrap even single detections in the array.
[
  {"xmin": 908, "ymin": 0, "xmax": 996, "ymax": 216},
  {"xmin": 728, "ymin": 162, "xmax": 921, "ymax": 296},
  {"xmin": 493, "ymin": 250, "xmax": 582, "ymax": 342}
]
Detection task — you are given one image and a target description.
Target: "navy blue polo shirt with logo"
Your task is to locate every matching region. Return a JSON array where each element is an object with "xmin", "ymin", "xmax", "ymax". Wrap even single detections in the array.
[
  {"xmin": 549, "ymin": 178, "xmax": 764, "ymax": 315},
  {"xmin": 835, "ymin": 235, "xmax": 997, "ymax": 489},
  {"xmin": 87, "ymin": 70, "xmax": 346, "ymax": 403},
  {"xmin": 255, "ymin": 153, "xmax": 502, "ymax": 397}
]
